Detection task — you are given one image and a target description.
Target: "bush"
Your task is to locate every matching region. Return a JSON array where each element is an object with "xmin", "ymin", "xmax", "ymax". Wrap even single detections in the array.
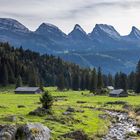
[
  {"xmin": 29, "ymin": 107, "xmax": 52, "ymax": 116},
  {"xmin": 62, "ymin": 130, "xmax": 89, "ymax": 140},
  {"xmin": 40, "ymin": 91, "xmax": 53, "ymax": 109},
  {"xmin": 105, "ymin": 101, "xmax": 128, "ymax": 105},
  {"xmin": 95, "ymin": 88, "xmax": 108, "ymax": 95}
]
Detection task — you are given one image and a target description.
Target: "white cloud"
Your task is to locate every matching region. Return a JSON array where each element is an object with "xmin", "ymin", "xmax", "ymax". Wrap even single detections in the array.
[{"xmin": 0, "ymin": 0, "xmax": 140, "ymax": 35}]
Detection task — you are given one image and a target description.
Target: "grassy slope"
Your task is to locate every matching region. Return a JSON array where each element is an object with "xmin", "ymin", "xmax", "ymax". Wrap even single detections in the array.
[{"xmin": 0, "ymin": 87, "xmax": 140, "ymax": 139}]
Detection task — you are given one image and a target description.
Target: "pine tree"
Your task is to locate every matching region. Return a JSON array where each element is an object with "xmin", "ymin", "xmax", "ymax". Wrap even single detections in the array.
[
  {"xmin": 114, "ymin": 72, "xmax": 120, "ymax": 89},
  {"xmin": 72, "ymin": 72, "xmax": 79, "ymax": 90},
  {"xmin": 128, "ymin": 71, "xmax": 135, "ymax": 90},
  {"xmin": 90, "ymin": 68, "xmax": 97, "ymax": 92},
  {"xmin": 80, "ymin": 73, "xmax": 85, "ymax": 90},
  {"xmin": 57, "ymin": 74, "xmax": 65, "ymax": 91},
  {"xmin": 2, "ymin": 64, "xmax": 9, "ymax": 86},
  {"xmin": 135, "ymin": 60, "xmax": 140, "ymax": 93},
  {"xmin": 39, "ymin": 79, "xmax": 44, "ymax": 91},
  {"xmin": 28, "ymin": 67, "xmax": 39, "ymax": 87},
  {"xmin": 16, "ymin": 75, "xmax": 22, "ymax": 88},
  {"xmin": 103, "ymin": 74, "xmax": 108, "ymax": 87},
  {"xmin": 85, "ymin": 71, "xmax": 90, "ymax": 90},
  {"xmin": 40, "ymin": 90, "xmax": 53, "ymax": 109},
  {"xmin": 97, "ymin": 67, "xmax": 103, "ymax": 89},
  {"xmin": 0, "ymin": 62, "xmax": 2, "ymax": 84},
  {"xmin": 119, "ymin": 72, "xmax": 127, "ymax": 91},
  {"xmin": 108, "ymin": 73, "xmax": 114, "ymax": 86},
  {"xmin": 7, "ymin": 62, "xmax": 15, "ymax": 84}
]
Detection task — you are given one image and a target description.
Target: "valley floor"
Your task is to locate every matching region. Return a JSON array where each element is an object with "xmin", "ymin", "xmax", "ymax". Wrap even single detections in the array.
[{"xmin": 0, "ymin": 87, "xmax": 140, "ymax": 139}]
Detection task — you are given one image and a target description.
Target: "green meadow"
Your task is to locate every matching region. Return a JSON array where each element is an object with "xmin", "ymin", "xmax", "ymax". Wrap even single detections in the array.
[{"xmin": 0, "ymin": 87, "xmax": 140, "ymax": 139}]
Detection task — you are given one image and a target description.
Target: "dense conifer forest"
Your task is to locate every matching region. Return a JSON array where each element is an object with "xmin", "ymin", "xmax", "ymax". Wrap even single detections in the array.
[{"xmin": 0, "ymin": 42, "xmax": 140, "ymax": 93}]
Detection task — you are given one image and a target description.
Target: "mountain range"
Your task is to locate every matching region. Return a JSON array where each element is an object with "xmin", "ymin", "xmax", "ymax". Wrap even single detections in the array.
[{"xmin": 0, "ymin": 18, "xmax": 140, "ymax": 74}]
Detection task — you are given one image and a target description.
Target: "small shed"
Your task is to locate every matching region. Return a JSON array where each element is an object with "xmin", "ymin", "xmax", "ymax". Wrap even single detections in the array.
[
  {"xmin": 109, "ymin": 89, "xmax": 128, "ymax": 97},
  {"xmin": 107, "ymin": 86, "xmax": 114, "ymax": 91},
  {"xmin": 15, "ymin": 87, "xmax": 42, "ymax": 94}
]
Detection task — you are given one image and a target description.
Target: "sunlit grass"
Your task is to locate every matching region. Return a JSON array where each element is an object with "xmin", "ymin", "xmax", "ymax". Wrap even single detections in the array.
[{"xmin": 0, "ymin": 86, "xmax": 140, "ymax": 138}]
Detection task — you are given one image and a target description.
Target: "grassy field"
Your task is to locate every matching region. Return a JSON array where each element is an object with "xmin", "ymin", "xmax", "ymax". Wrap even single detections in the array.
[{"xmin": 0, "ymin": 87, "xmax": 140, "ymax": 139}]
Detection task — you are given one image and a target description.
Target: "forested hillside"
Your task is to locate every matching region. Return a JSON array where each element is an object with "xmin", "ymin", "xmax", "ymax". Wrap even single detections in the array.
[
  {"xmin": 0, "ymin": 42, "xmax": 111, "ymax": 91},
  {"xmin": 0, "ymin": 42, "xmax": 140, "ymax": 93},
  {"xmin": 0, "ymin": 42, "xmax": 98, "ymax": 90},
  {"xmin": 0, "ymin": 42, "xmax": 78, "ymax": 88}
]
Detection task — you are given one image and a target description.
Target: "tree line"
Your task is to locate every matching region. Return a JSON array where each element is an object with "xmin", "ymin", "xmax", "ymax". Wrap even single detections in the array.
[{"xmin": 0, "ymin": 42, "xmax": 140, "ymax": 93}]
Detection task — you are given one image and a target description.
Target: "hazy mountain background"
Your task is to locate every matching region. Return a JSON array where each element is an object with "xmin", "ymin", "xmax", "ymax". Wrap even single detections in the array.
[{"xmin": 0, "ymin": 18, "xmax": 140, "ymax": 74}]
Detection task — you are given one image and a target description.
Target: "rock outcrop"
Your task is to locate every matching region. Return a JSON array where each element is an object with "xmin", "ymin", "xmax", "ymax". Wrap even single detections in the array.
[
  {"xmin": 63, "ymin": 130, "xmax": 89, "ymax": 140},
  {"xmin": 0, "ymin": 125, "xmax": 17, "ymax": 140},
  {"xmin": 0, "ymin": 123, "xmax": 50, "ymax": 140}
]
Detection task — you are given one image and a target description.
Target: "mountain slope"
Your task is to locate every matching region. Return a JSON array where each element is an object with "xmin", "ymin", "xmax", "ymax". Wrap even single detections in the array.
[
  {"xmin": 89, "ymin": 24, "xmax": 121, "ymax": 40},
  {"xmin": 0, "ymin": 18, "xmax": 30, "ymax": 33},
  {"xmin": 0, "ymin": 18, "xmax": 140, "ymax": 73},
  {"xmin": 35, "ymin": 23, "xmax": 67, "ymax": 39},
  {"xmin": 126, "ymin": 26, "xmax": 140, "ymax": 40},
  {"xmin": 69, "ymin": 24, "xmax": 88, "ymax": 40},
  {"xmin": 68, "ymin": 24, "xmax": 94, "ymax": 50}
]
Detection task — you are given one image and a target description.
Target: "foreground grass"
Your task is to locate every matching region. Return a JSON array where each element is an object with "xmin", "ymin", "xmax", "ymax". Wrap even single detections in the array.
[{"xmin": 0, "ymin": 87, "xmax": 140, "ymax": 139}]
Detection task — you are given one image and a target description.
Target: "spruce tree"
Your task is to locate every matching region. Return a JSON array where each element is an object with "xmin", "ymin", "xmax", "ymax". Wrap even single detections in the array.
[
  {"xmin": 40, "ymin": 90, "xmax": 53, "ymax": 109},
  {"xmin": 80, "ymin": 74, "xmax": 85, "ymax": 90},
  {"xmin": 39, "ymin": 79, "xmax": 44, "ymax": 91},
  {"xmin": 135, "ymin": 60, "xmax": 140, "ymax": 93},
  {"xmin": 57, "ymin": 74, "xmax": 65, "ymax": 91},
  {"xmin": 114, "ymin": 72, "xmax": 120, "ymax": 89},
  {"xmin": 85, "ymin": 71, "xmax": 90, "ymax": 90},
  {"xmin": 90, "ymin": 68, "xmax": 97, "ymax": 92},
  {"xmin": 108, "ymin": 73, "xmax": 114, "ymax": 86},
  {"xmin": 103, "ymin": 74, "xmax": 108, "ymax": 87},
  {"xmin": 28, "ymin": 67, "xmax": 39, "ymax": 87},
  {"xmin": 128, "ymin": 71, "xmax": 135, "ymax": 90},
  {"xmin": 2, "ymin": 64, "xmax": 9, "ymax": 86},
  {"xmin": 16, "ymin": 75, "xmax": 22, "ymax": 88},
  {"xmin": 7, "ymin": 63, "xmax": 15, "ymax": 84},
  {"xmin": 97, "ymin": 67, "xmax": 103, "ymax": 89},
  {"xmin": 0, "ymin": 62, "xmax": 2, "ymax": 84},
  {"xmin": 72, "ymin": 72, "xmax": 79, "ymax": 90},
  {"xmin": 119, "ymin": 72, "xmax": 127, "ymax": 91}
]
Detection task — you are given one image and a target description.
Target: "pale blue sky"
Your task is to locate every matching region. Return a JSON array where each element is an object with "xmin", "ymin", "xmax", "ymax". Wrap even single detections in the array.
[{"xmin": 0, "ymin": 0, "xmax": 140, "ymax": 35}]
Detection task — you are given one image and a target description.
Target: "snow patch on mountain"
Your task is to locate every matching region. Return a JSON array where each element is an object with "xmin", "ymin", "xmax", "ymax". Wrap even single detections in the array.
[
  {"xmin": 73, "ymin": 24, "xmax": 87, "ymax": 34},
  {"xmin": 90, "ymin": 24, "xmax": 121, "ymax": 40},
  {"xmin": 35, "ymin": 23, "xmax": 66, "ymax": 38},
  {"xmin": 68, "ymin": 24, "xmax": 89, "ymax": 41},
  {"xmin": 0, "ymin": 18, "xmax": 30, "ymax": 33},
  {"xmin": 37, "ymin": 23, "xmax": 60, "ymax": 31},
  {"xmin": 129, "ymin": 26, "xmax": 140, "ymax": 39}
]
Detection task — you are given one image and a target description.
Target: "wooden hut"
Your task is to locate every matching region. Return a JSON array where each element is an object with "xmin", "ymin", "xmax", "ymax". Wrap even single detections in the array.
[
  {"xmin": 15, "ymin": 87, "xmax": 42, "ymax": 94},
  {"xmin": 109, "ymin": 89, "xmax": 128, "ymax": 97}
]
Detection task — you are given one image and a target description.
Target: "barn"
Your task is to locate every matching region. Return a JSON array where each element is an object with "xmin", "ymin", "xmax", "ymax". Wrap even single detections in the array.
[
  {"xmin": 15, "ymin": 87, "xmax": 42, "ymax": 94},
  {"xmin": 109, "ymin": 89, "xmax": 128, "ymax": 97}
]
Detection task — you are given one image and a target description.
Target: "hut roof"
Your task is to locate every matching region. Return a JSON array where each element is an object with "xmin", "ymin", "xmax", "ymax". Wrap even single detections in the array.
[
  {"xmin": 15, "ymin": 87, "xmax": 40, "ymax": 92},
  {"xmin": 110, "ymin": 89, "xmax": 124, "ymax": 95}
]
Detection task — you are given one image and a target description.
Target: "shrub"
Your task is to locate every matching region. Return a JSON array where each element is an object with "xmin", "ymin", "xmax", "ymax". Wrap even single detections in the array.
[
  {"xmin": 106, "ymin": 101, "xmax": 128, "ymax": 105},
  {"xmin": 17, "ymin": 105, "xmax": 26, "ymax": 108},
  {"xmin": 29, "ymin": 107, "xmax": 52, "ymax": 116},
  {"xmin": 62, "ymin": 130, "xmax": 89, "ymax": 140},
  {"xmin": 40, "ymin": 91, "xmax": 53, "ymax": 109}
]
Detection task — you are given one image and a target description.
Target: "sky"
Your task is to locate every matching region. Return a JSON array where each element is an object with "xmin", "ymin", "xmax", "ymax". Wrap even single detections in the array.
[{"xmin": 0, "ymin": 0, "xmax": 140, "ymax": 35}]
